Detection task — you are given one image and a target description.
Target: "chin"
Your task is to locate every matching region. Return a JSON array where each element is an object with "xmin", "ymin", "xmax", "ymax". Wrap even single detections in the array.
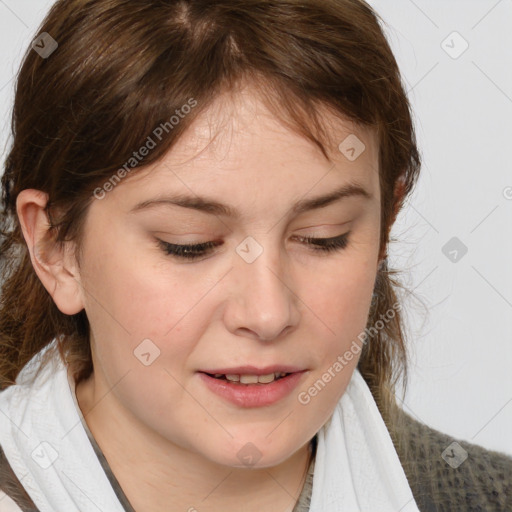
[{"xmin": 199, "ymin": 439, "xmax": 295, "ymax": 470}]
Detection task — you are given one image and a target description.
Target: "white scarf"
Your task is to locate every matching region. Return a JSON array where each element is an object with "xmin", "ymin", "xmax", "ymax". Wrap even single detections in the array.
[{"xmin": 0, "ymin": 338, "xmax": 420, "ymax": 512}]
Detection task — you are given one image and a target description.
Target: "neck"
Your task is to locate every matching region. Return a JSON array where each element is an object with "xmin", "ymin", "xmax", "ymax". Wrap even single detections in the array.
[{"xmin": 75, "ymin": 374, "xmax": 314, "ymax": 512}]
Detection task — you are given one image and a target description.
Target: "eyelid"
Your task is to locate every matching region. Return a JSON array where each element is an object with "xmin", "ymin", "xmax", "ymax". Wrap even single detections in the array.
[
  {"xmin": 295, "ymin": 221, "xmax": 352, "ymax": 231},
  {"xmin": 153, "ymin": 221, "xmax": 352, "ymax": 241},
  {"xmin": 156, "ymin": 230, "xmax": 351, "ymax": 261},
  {"xmin": 156, "ymin": 231, "xmax": 348, "ymax": 247}
]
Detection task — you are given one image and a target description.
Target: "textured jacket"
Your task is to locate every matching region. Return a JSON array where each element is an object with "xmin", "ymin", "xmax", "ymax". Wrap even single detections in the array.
[
  {"xmin": 293, "ymin": 408, "xmax": 512, "ymax": 512},
  {"xmin": 1, "ymin": 406, "xmax": 511, "ymax": 511}
]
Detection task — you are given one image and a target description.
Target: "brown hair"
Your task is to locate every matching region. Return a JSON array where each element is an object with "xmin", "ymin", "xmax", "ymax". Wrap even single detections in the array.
[{"xmin": 0, "ymin": 0, "xmax": 421, "ymax": 426}]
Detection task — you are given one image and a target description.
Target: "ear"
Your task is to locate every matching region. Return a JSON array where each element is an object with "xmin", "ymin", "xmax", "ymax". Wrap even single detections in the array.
[
  {"xmin": 16, "ymin": 189, "xmax": 85, "ymax": 315},
  {"xmin": 377, "ymin": 177, "xmax": 407, "ymax": 266},
  {"xmin": 389, "ymin": 177, "xmax": 407, "ymax": 227}
]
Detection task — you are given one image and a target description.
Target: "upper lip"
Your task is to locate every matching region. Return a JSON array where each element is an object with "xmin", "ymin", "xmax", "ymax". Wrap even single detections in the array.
[{"xmin": 199, "ymin": 365, "xmax": 305, "ymax": 375}]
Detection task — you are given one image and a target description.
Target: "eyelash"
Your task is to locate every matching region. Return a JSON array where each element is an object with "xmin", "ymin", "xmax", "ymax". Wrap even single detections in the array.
[{"xmin": 157, "ymin": 232, "xmax": 351, "ymax": 261}]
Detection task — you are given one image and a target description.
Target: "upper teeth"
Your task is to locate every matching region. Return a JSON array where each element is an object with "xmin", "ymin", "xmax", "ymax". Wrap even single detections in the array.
[{"xmin": 214, "ymin": 372, "xmax": 288, "ymax": 383}]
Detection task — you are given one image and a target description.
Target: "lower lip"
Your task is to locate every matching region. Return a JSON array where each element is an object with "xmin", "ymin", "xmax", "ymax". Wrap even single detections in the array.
[{"xmin": 198, "ymin": 371, "xmax": 307, "ymax": 408}]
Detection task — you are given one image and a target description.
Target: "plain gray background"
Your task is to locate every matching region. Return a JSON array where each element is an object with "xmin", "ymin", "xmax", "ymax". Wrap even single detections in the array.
[{"xmin": 0, "ymin": 0, "xmax": 511, "ymax": 456}]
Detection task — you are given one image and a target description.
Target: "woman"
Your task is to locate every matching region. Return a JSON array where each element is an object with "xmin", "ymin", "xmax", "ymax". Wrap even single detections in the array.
[{"xmin": 0, "ymin": 0, "xmax": 510, "ymax": 511}]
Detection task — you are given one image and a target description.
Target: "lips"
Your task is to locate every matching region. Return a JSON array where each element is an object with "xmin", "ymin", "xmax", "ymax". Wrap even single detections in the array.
[
  {"xmin": 205, "ymin": 372, "xmax": 290, "ymax": 384},
  {"xmin": 198, "ymin": 365, "xmax": 305, "ymax": 385},
  {"xmin": 198, "ymin": 369, "xmax": 307, "ymax": 407},
  {"xmin": 198, "ymin": 365, "xmax": 305, "ymax": 375}
]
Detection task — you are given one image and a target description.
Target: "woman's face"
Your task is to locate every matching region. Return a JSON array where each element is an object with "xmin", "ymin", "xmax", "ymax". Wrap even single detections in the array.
[{"xmin": 76, "ymin": 86, "xmax": 382, "ymax": 468}]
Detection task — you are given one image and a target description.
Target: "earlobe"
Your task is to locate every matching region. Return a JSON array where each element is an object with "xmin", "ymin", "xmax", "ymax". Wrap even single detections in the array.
[{"xmin": 16, "ymin": 189, "xmax": 85, "ymax": 316}]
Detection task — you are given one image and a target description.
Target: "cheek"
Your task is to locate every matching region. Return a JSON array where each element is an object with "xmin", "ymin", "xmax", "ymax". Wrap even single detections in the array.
[
  {"xmin": 304, "ymin": 257, "xmax": 376, "ymax": 339},
  {"xmin": 81, "ymin": 234, "xmax": 195, "ymax": 335},
  {"xmin": 81, "ymin": 248, "xmax": 226, "ymax": 395},
  {"xmin": 296, "ymin": 264, "xmax": 375, "ymax": 412}
]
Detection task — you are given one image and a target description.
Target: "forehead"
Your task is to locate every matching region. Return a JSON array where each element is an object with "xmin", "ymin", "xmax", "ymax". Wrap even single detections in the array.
[{"xmin": 110, "ymin": 86, "xmax": 380, "ymax": 209}]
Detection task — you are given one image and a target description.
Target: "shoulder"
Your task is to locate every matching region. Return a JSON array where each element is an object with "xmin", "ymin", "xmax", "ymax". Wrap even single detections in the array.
[{"xmin": 390, "ymin": 407, "xmax": 512, "ymax": 512}]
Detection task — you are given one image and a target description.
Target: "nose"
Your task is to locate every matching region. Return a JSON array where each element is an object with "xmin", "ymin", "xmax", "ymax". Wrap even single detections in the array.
[{"xmin": 223, "ymin": 240, "xmax": 300, "ymax": 342}]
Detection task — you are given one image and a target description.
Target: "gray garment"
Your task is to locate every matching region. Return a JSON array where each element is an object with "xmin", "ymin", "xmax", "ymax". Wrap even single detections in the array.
[{"xmin": 291, "ymin": 446, "xmax": 316, "ymax": 512}]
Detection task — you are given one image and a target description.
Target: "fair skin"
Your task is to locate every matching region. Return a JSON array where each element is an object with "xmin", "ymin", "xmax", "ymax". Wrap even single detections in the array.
[{"xmin": 17, "ymin": 85, "xmax": 384, "ymax": 512}]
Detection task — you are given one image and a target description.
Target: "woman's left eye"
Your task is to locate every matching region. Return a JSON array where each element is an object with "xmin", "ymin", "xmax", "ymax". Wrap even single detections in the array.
[{"xmin": 157, "ymin": 232, "xmax": 351, "ymax": 261}]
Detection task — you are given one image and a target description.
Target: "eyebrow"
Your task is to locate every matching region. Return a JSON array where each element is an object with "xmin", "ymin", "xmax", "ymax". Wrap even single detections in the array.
[{"xmin": 129, "ymin": 181, "xmax": 373, "ymax": 217}]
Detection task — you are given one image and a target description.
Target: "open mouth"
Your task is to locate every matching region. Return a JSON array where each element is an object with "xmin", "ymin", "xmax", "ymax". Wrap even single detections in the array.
[
  {"xmin": 202, "ymin": 372, "xmax": 293, "ymax": 385},
  {"xmin": 198, "ymin": 370, "xmax": 306, "ymax": 407}
]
